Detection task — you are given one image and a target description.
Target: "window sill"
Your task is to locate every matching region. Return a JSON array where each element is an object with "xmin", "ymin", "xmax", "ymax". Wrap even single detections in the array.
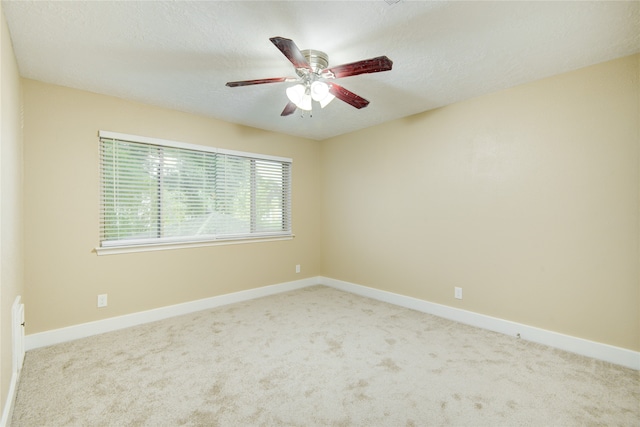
[{"xmin": 94, "ymin": 234, "xmax": 294, "ymax": 256}]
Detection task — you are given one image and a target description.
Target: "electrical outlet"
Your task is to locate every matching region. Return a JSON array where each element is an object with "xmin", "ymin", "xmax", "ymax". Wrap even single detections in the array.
[
  {"xmin": 97, "ymin": 294, "xmax": 108, "ymax": 308},
  {"xmin": 454, "ymin": 287, "xmax": 462, "ymax": 300},
  {"xmin": 295, "ymin": 264, "xmax": 301, "ymax": 274}
]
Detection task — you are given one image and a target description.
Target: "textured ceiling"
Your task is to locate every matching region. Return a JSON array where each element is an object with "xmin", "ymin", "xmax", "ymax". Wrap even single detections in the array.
[{"xmin": 3, "ymin": 1, "xmax": 639, "ymax": 140}]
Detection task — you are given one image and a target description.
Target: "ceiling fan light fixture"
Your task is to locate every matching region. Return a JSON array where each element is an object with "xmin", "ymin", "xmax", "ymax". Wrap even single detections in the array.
[
  {"xmin": 310, "ymin": 81, "xmax": 335, "ymax": 108},
  {"xmin": 298, "ymin": 94, "xmax": 312, "ymax": 111},
  {"xmin": 286, "ymin": 84, "xmax": 312, "ymax": 111},
  {"xmin": 285, "ymin": 84, "xmax": 304, "ymax": 103},
  {"xmin": 319, "ymin": 93, "xmax": 335, "ymax": 108},
  {"xmin": 310, "ymin": 81, "xmax": 329, "ymax": 101}
]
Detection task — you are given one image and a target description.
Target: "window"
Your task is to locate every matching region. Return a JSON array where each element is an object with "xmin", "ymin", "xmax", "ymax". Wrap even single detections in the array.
[{"xmin": 97, "ymin": 131, "xmax": 292, "ymax": 254}]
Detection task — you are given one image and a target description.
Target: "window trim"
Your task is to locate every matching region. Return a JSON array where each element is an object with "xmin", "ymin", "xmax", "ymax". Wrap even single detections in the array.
[
  {"xmin": 94, "ymin": 234, "xmax": 294, "ymax": 256},
  {"xmin": 95, "ymin": 131, "xmax": 293, "ymax": 255}
]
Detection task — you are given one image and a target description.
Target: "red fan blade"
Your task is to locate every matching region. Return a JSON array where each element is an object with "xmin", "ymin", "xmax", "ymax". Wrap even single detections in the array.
[
  {"xmin": 322, "ymin": 56, "xmax": 393, "ymax": 79},
  {"xmin": 270, "ymin": 37, "xmax": 312, "ymax": 71},
  {"xmin": 327, "ymin": 82, "xmax": 370, "ymax": 109},
  {"xmin": 281, "ymin": 101, "xmax": 297, "ymax": 116},
  {"xmin": 226, "ymin": 77, "xmax": 292, "ymax": 87}
]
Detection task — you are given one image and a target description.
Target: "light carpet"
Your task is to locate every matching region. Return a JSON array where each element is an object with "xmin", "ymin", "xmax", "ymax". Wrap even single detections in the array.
[{"xmin": 11, "ymin": 285, "xmax": 640, "ymax": 426}]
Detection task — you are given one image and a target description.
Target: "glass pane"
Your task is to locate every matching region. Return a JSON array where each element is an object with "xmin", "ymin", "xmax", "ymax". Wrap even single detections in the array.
[
  {"xmin": 255, "ymin": 160, "xmax": 286, "ymax": 232},
  {"xmin": 101, "ymin": 139, "xmax": 160, "ymax": 242},
  {"xmin": 213, "ymin": 155, "xmax": 251, "ymax": 236},
  {"xmin": 160, "ymin": 147, "xmax": 216, "ymax": 238}
]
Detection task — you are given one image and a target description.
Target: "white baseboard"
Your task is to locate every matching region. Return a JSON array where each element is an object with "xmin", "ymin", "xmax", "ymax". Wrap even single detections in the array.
[
  {"xmin": 0, "ymin": 371, "xmax": 18, "ymax": 427},
  {"xmin": 24, "ymin": 275, "xmax": 639, "ymax": 371},
  {"xmin": 25, "ymin": 276, "xmax": 320, "ymax": 351},
  {"xmin": 320, "ymin": 277, "xmax": 640, "ymax": 371}
]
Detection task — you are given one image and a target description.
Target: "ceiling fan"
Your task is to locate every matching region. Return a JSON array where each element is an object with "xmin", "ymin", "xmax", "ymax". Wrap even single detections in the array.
[{"xmin": 225, "ymin": 37, "xmax": 393, "ymax": 116}]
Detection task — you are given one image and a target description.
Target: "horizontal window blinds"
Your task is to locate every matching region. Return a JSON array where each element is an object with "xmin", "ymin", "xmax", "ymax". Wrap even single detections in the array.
[{"xmin": 99, "ymin": 133, "xmax": 292, "ymax": 248}]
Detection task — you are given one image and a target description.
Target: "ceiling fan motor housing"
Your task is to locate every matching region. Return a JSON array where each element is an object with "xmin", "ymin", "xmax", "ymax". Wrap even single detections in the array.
[{"xmin": 300, "ymin": 49, "xmax": 329, "ymax": 74}]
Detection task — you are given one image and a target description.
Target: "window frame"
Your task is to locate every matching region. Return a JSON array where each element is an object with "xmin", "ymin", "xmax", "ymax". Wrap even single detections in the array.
[{"xmin": 95, "ymin": 131, "xmax": 293, "ymax": 255}]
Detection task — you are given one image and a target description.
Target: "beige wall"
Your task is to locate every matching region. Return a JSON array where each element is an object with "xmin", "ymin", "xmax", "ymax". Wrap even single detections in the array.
[
  {"xmin": 321, "ymin": 54, "xmax": 639, "ymax": 351},
  {"xmin": 0, "ymin": 4, "xmax": 24, "ymax": 414},
  {"xmin": 21, "ymin": 54, "xmax": 640, "ymax": 354},
  {"xmin": 23, "ymin": 80, "xmax": 322, "ymax": 333}
]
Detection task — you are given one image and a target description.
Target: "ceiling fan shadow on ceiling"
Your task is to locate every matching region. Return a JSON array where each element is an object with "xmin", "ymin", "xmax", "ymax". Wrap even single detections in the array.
[{"xmin": 225, "ymin": 37, "xmax": 393, "ymax": 116}]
